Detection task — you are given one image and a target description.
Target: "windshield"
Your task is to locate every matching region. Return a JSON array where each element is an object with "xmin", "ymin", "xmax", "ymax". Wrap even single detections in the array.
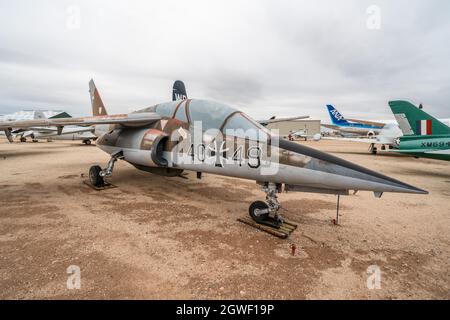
[
  {"xmin": 187, "ymin": 100, "xmax": 237, "ymax": 130},
  {"xmin": 222, "ymin": 112, "xmax": 268, "ymax": 140},
  {"xmin": 151, "ymin": 99, "xmax": 268, "ymax": 140},
  {"xmin": 155, "ymin": 101, "xmax": 180, "ymax": 118},
  {"xmin": 174, "ymin": 101, "xmax": 188, "ymax": 122}
]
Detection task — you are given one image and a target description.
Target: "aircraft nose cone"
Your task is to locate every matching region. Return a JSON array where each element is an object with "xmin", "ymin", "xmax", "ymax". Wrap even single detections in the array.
[{"xmin": 278, "ymin": 139, "xmax": 428, "ymax": 195}]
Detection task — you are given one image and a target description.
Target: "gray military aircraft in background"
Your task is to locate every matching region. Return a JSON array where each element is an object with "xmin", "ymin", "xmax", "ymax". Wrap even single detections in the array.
[
  {"xmin": 12, "ymin": 125, "xmax": 96, "ymax": 144},
  {"xmin": 0, "ymin": 79, "xmax": 427, "ymax": 228},
  {"xmin": 3, "ymin": 111, "xmax": 96, "ymax": 144}
]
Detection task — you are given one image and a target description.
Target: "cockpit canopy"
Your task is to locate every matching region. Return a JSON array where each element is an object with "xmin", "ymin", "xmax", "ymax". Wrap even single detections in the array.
[{"xmin": 142, "ymin": 99, "xmax": 268, "ymax": 140}]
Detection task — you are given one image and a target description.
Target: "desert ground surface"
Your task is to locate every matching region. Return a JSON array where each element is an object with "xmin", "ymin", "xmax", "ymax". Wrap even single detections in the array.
[{"xmin": 0, "ymin": 137, "xmax": 449, "ymax": 300}]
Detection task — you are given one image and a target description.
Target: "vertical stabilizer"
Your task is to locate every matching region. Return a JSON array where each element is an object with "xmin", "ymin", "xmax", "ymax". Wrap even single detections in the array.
[
  {"xmin": 389, "ymin": 101, "xmax": 450, "ymax": 136},
  {"xmin": 89, "ymin": 79, "xmax": 107, "ymax": 116},
  {"xmin": 326, "ymin": 105, "xmax": 349, "ymax": 125},
  {"xmin": 172, "ymin": 80, "xmax": 187, "ymax": 101}
]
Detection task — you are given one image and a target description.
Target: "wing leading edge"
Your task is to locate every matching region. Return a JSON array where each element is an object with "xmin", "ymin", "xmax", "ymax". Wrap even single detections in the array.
[{"xmin": 1, "ymin": 113, "xmax": 161, "ymax": 142}]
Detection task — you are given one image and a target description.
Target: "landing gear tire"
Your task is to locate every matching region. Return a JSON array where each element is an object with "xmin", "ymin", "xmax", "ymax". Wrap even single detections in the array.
[
  {"xmin": 249, "ymin": 201, "xmax": 270, "ymax": 223},
  {"xmin": 20, "ymin": 137, "xmax": 26, "ymax": 143},
  {"xmin": 89, "ymin": 165, "xmax": 104, "ymax": 187},
  {"xmin": 83, "ymin": 139, "xmax": 92, "ymax": 145}
]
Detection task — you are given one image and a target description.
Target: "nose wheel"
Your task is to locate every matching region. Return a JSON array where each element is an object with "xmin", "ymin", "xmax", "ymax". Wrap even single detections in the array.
[
  {"xmin": 89, "ymin": 165, "xmax": 104, "ymax": 187},
  {"xmin": 89, "ymin": 151, "xmax": 123, "ymax": 187},
  {"xmin": 248, "ymin": 183, "xmax": 284, "ymax": 228},
  {"xmin": 249, "ymin": 201, "xmax": 270, "ymax": 222}
]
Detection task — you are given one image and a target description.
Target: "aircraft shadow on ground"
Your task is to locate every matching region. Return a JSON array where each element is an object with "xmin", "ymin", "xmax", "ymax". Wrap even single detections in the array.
[
  {"xmin": 105, "ymin": 168, "xmax": 179, "ymax": 186},
  {"xmin": 0, "ymin": 142, "xmax": 95, "ymax": 158},
  {"xmin": 68, "ymin": 143, "xmax": 96, "ymax": 148},
  {"xmin": 0, "ymin": 149, "xmax": 64, "ymax": 158}
]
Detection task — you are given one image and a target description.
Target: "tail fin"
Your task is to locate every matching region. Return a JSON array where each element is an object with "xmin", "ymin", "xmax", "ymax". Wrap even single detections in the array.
[
  {"xmin": 89, "ymin": 79, "xmax": 107, "ymax": 116},
  {"xmin": 172, "ymin": 80, "xmax": 187, "ymax": 101},
  {"xmin": 34, "ymin": 111, "xmax": 46, "ymax": 120},
  {"xmin": 49, "ymin": 112, "xmax": 72, "ymax": 119},
  {"xmin": 326, "ymin": 105, "xmax": 348, "ymax": 125},
  {"xmin": 389, "ymin": 100, "xmax": 450, "ymax": 136}
]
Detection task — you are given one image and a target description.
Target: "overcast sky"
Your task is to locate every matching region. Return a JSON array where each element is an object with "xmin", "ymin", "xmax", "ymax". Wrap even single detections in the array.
[{"xmin": 0, "ymin": 0, "xmax": 449, "ymax": 121}]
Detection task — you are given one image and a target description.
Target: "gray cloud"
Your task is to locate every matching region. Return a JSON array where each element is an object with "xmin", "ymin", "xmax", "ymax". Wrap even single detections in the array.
[{"xmin": 0, "ymin": 0, "xmax": 449, "ymax": 121}]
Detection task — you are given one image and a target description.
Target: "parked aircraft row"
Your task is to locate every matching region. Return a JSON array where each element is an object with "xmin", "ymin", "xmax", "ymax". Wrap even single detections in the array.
[
  {"xmin": 0, "ymin": 79, "xmax": 428, "ymax": 228},
  {"xmin": 0, "ymin": 110, "xmax": 96, "ymax": 144},
  {"xmin": 323, "ymin": 103, "xmax": 450, "ymax": 161}
]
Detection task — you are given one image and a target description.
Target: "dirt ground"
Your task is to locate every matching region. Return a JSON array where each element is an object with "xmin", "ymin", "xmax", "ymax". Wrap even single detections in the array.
[{"xmin": 0, "ymin": 137, "xmax": 449, "ymax": 300}]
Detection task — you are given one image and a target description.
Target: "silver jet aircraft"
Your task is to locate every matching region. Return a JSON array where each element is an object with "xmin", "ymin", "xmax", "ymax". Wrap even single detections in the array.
[{"xmin": 0, "ymin": 80, "xmax": 427, "ymax": 227}]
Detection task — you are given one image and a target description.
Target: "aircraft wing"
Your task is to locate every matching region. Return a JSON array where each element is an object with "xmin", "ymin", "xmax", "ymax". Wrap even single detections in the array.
[
  {"xmin": 12, "ymin": 127, "xmax": 57, "ymax": 134},
  {"xmin": 346, "ymin": 119, "xmax": 385, "ymax": 127},
  {"xmin": 0, "ymin": 113, "xmax": 160, "ymax": 130},
  {"xmin": 322, "ymin": 136, "xmax": 379, "ymax": 144},
  {"xmin": 258, "ymin": 116, "xmax": 309, "ymax": 125},
  {"xmin": 38, "ymin": 127, "xmax": 95, "ymax": 135},
  {"xmin": 321, "ymin": 124, "xmax": 340, "ymax": 130},
  {"xmin": 1, "ymin": 113, "xmax": 160, "ymax": 142},
  {"xmin": 322, "ymin": 135, "xmax": 396, "ymax": 145}
]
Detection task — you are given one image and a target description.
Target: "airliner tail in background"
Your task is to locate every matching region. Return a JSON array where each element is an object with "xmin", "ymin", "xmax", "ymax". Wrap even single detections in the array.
[
  {"xmin": 327, "ymin": 105, "xmax": 349, "ymax": 125},
  {"xmin": 324, "ymin": 105, "xmax": 385, "ymax": 137}
]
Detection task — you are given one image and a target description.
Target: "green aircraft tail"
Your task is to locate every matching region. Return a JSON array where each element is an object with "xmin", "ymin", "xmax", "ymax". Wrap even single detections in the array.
[
  {"xmin": 388, "ymin": 100, "xmax": 450, "ymax": 136},
  {"xmin": 49, "ymin": 112, "xmax": 72, "ymax": 119}
]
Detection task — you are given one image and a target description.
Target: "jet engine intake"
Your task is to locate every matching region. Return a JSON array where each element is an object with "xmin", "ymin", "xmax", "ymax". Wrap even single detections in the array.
[{"xmin": 151, "ymin": 134, "xmax": 169, "ymax": 167}]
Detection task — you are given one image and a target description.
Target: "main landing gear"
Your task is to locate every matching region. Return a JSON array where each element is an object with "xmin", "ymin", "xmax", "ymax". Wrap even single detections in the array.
[
  {"xmin": 249, "ymin": 182, "xmax": 284, "ymax": 228},
  {"xmin": 369, "ymin": 143, "xmax": 377, "ymax": 155},
  {"xmin": 89, "ymin": 151, "xmax": 123, "ymax": 187}
]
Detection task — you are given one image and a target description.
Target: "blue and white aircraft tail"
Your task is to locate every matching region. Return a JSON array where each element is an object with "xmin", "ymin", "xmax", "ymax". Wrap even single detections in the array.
[
  {"xmin": 327, "ymin": 105, "xmax": 350, "ymax": 125},
  {"xmin": 324, "ymin": 105, "xmax": 386, "ymax": 137}
]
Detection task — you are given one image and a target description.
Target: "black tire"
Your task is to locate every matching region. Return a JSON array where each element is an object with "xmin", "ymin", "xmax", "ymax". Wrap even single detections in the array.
[
  {"xmin": 89, "ymin": 165, "xmax": 104, "ymax": 187},
  {"xmin": 20, "ymin": 137, "xmax": 26, "ymax": 143},
  {"xmin": 249, "ymin": 201, "xmax": 269, "ymax": 222},
  {"xmin": 83, "ymin": 140, "xmax": 92, "ymax": 145}
]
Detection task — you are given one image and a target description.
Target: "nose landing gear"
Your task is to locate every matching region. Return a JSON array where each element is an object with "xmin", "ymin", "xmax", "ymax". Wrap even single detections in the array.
[
  {"xmin": 89, "ymin": 151, "xmax": 123, "ymax": 187},
  {"xmin": 249, "ymin": 183, "xmax": 284, "ymax": 228},
  {"xmin": 241, "ymin": 183, "xmax": 297, "ymax": 238}
]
